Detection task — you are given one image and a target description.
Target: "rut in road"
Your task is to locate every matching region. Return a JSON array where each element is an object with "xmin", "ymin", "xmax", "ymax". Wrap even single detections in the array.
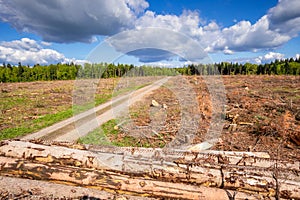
[{"xmin": 22, "ymin": 77, "xmax": 170, "ymax": 142}]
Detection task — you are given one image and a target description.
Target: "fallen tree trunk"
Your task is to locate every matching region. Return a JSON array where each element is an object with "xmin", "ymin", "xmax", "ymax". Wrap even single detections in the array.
[
  {"xmin": 0, "ymin": 140, "xmax": 299, "ymax": 199},
  {"xmin": 0, "ymin": 156, "xmax": 265, "ymax": 200}
]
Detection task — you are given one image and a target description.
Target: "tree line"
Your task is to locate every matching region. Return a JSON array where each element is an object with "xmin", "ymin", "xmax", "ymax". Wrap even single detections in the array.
[
  {"xmin": 0, "ymin": 57, "xmax": 299, "ymax": 82},
  {"xmin": 178, "ymin": 57, "xmax": 300, "ymax": 76},
  {"xmin": 0, "ymin": 62, "xmax": 80, "ymax": 82},
  {"xmin": 0, "ymin": 62, "xmax": 178, "ymax": 82}
]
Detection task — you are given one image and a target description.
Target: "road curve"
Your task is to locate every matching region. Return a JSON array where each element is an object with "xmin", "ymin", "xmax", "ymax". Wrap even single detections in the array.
[{"xmin": 22, "ymin": 77, "xmax": 170, "ymax": 142}]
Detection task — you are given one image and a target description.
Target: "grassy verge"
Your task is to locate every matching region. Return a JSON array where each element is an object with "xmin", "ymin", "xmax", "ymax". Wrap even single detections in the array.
[
  {"xmin": 79, "ymin": 119, "xmax": 166, "ymax": 148},
  {"xmin": 113, "ymin": 83, "xmax": 150, "ymax": 97},
  {"xmin": 0, "ymin": 94, "xmax": 113, "ymax": 140},
  {"xmin": 0, "ymin": 83, "xmax": 150, "ymax": 141},
  {"xmin": 0, "ymin": 109, "xmax": 73, "ymax": 140},
  {"xmin": 72, "ymin": 94, "xmax": 112, "ymax": 114},
  {"xmin": 78, "ymin": 119, "xmax": 139, "ymax": 147}
]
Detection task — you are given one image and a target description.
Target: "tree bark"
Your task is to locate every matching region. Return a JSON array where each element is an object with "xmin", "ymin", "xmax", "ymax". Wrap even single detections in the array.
[{"xmin": 0, "ymin": 140, "xmax": 299, "ymax": 199}]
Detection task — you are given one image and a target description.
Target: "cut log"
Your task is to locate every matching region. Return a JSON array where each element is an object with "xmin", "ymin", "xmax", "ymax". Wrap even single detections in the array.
[
  {"xmin": 0, "ymin": 140, "xmax": 299, "ymax": 199},
  {"xmin": 0, "ymin": 156, "xmax": 272, "ymax": 200}
]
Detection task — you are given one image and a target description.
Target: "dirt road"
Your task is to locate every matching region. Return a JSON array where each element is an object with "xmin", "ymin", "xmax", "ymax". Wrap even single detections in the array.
[{"xmin": 22, "ymin": 77, "xmax": 170, "ymax": 142}]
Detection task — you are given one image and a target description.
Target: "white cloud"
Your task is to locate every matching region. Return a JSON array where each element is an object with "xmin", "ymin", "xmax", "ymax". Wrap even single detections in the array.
[
  {"xmin": 1, "ymin": 38, "xmax": 41, "ymax": 51},
  {"xmin": 125, "ymin": 0, "xmax": 149, "ymax": 14},
  {"xmin": 106, "ymin": 11, "xmax": 219, "ymax": 62},
  {"xmin": 0, "ymin": 38, "xmax": 69, "ymax": 65},
  {"xmin": 223, "ymin": 46, "xmax": 234, "ymax": 55},
  {"xmin": 0, "ymin": 0, "xmax": 149, "ymax": 43},
  {"xmin": 268, "ymin": 0, "xmax": 300, "ymax": 37},
  {"xmin": 0, "ymin": 0, "xmax": 300, "ymax": 63},
  {"xmin": 64, "ymin": 59, "xmax": 91, "ymax": 66},
  {"xmin": 109, "ymin": 0, "xmax": 300, "ymax": 62},
  {"xmin": 264, "ymin": 52, "xmax": 284, "ymax": 60},
  {"xmin": 136, "ymin": 10, "xmax": 205, "ymax": 33},
  {"xmin": 131, "ymin": 0, "xmax": 300, "ymax": 59},
  {"xmin": 41, "ymin": 41, "xmax": 52, "ymax": 46},
  {"xmin": 209, "ymin": 15, "xmax": 291, "ymax": 53},
  {"xmin": 107, "ymin": 27, "xmax": 208, "ymax": 63},
  {"xmin": 208, "ymin": 0, "xmax": 300, "ymax": 53},
  {"xmin": 254, "ymin": 52, "xmax": 285, "ymax": 64},
  {"xmin": 135, "ymin": 11, "xmax": 220, "ymax": 49}
]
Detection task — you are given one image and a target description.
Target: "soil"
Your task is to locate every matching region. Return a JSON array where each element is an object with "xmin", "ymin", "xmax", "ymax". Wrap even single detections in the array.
[{"xmin": 117, "ymin": 75, "xmax": 300, "ymax": 160}]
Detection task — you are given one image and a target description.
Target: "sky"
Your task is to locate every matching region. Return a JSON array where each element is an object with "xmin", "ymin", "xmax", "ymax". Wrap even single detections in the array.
[{"xmin": 0, "ymin": 0, "xmax": 300, "ymax": 66}]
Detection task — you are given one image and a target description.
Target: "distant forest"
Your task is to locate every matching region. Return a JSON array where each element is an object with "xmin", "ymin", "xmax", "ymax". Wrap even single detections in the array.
[{"xmin": 0, "ymin": 57, "xmax": 299, "ymax": 82}]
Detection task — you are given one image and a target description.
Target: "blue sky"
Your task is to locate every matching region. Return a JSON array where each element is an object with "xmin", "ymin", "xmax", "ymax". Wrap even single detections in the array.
[{"xmin": 0, "ymin": 0, "xmax": 299, "ymax": 66}]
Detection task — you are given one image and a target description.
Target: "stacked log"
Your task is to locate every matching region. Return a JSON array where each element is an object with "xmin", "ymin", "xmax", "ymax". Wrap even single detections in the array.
[{"xmin": 0, "ymin": 140, "xmax": 299, "ymax": 199}]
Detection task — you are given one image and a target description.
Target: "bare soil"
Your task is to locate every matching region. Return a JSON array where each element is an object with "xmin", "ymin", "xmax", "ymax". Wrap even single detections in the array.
[{"xmin": 118, "ymin": 75, "xmax": 300, "ymax": 160}]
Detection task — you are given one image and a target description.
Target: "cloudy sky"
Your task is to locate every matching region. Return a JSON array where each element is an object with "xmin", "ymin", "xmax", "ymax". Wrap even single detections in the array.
[{"xmin": 0, "ymin": 0, "xmax": 299, "ymax": 66}]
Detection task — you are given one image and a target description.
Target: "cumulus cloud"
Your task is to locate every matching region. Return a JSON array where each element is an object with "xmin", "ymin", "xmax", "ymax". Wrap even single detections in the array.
[
  {"xmin": 107, "ymin": 0, "xmax": 300, "ymax": 62},
  {"xmin": 0, "ymin": 0, "xmax": 149, "ymax": 43},
  {"xmin": 1, "ymin": 38, "xmax": 42, "ymax": 51},
  {"xmin": 105, "ymin": 11, "xmax": 220, "ymax": 62},
  {"xmin": 268, "ymin": 0, "xmax": 300, "ymax": 37},
  {"xmin": 127, "ymin": 49, "xmax": 178, "ymax": 63},
  {"xmin": 223, "ymin": 47, "xmax": 234, "ymax": 55},
  {"xmin": 214, "ymin": 16, "xmax": 291, "ymax": 52},
  {"xmin": 209, "ymin": 0, "xmax": 300, "ymax": 53},
  {"xmin": 0, "ymin": 38, "xmax": 68, "ymax": 65},
  {"xmin": 1, "ymin": 0, "xmax": 300, "ymax": 63},
  {"xmin": 107, "ymin": 27, "xmax": 208, "ymax": 63},
  {"xmin": 126, "ymin": 0, "xmax": 149, "ymax": 14},
  {"xmin": 227, "ymin": 52, "xmax": 286, "ymax": 64},
  {"xmin": 254, "ymin": 52, "xmax": 285, "ymax": 64}
]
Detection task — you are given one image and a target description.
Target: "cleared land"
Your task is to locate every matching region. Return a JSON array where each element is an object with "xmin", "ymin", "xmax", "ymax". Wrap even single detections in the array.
[
  {"xmin": 1, "ymin": 76, "xmax": 300, "ymax": 160},
  {"xmin": 22, "ymin": 77, "xmax": 169, "ymax": 142},
  {"xmin": 81, "ymin": 75, "xmax": 300, "ymax": 160},
  {"xmin": 0, "ymin": 75, "xmax": 300, "ymax": 199},
  {"xmin": 0, "ymin": 77, "xmax": 158, "ymax": 140},
  {"xmin": 0, "ymin": 79, "xmax": 111, "ymax": 139}
]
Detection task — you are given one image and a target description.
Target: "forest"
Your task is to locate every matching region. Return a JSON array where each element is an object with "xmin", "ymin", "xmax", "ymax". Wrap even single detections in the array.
[{"xmin": 0, "ymin": 57, "xmax": 300, "ymax": 82}]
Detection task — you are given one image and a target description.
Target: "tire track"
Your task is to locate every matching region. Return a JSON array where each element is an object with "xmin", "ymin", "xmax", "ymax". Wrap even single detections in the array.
[{"xmin": 22, "ymin": 77, "xmax": 170, "ymax": 142}]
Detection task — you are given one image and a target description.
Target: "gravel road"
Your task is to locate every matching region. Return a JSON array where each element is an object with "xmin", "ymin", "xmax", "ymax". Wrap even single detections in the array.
[{"xmin": 22, "ymin": 77, "xmax": 170, "ymax": 142}]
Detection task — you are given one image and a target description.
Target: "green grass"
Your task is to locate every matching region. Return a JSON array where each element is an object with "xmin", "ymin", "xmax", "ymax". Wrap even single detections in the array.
[
  {"xmin": 78, "ymin": 119, "xmax": 166, "ymax": 148},
  {"xmin": 77, "ymin": 128, "xmax": 111, "ymax": 146},
  {"xmin": 72, "ymin": 84, "xmax": 149, "ymax": 114},
  {"xmin": 78, "ymin": 119, "xmax": 139, "ymax": 147},
  {"xmin": 112, "ymin": 83, "xmax": 150, "ymax": 97},
  {"xmin": 1, "ymin": 96, "xmax": 28, "ymax": 110},
  {"xmin": 72, "ymin": 94, "xmax": 112, "ymax": 114},
  {"xmin": 290, "ymin": 95, "xmax": 300, "ymax": 101},
  {"xmin": 0, "ymin": 109, "xmax": 73, "ymax": 140},
  {"xmin": 0, "ymin": 94, "xmax": 114, "ymax": 140},
  {"xmin": 0, "ymin": 83, "xmax": 149, "ymax": 141},
  {"xmin": 270, "ymin": 86, "xmax": 299, "ymax": 93},
  {"xmin": 77, "ymin": 119, "xmax": 118, "ymax": 145}
]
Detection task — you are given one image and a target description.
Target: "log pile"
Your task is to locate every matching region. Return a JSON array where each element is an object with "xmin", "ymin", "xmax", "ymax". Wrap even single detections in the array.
[{"xmin": 0, "ymin": 140, "xmax": 299, "ymax": 199}]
